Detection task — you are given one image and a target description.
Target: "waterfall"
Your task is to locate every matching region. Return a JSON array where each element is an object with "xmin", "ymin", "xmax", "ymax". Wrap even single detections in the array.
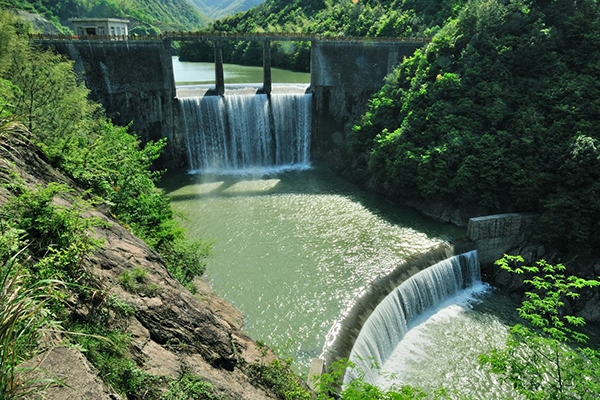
[
  {"xmin": 179, "ymin": 92, "xmax": 311, "ymax": 172},
  {"xmin": 344, "ymin": 250, "xmax": 480, "ymax": 384}
]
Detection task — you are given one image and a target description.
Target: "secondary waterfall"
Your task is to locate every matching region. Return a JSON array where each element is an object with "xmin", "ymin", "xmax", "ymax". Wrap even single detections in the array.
[
  {"xmin": 344, "ymin": 250, "xmax": 481, "ymax": 384},
  {"xmin": 179, "ymin": 92, "xmax": 311, "ymax": 172}
]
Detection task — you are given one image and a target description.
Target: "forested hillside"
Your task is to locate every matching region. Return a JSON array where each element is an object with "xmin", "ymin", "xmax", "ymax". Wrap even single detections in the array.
[
  {"xmin": 188, "ymin": 0, "xmax": 263, "ymax": 20},
  {"xmin": 0, "ymin": 0, "xmax": 208, "ymax": 34},
  {"xmin": 346, "ymin": 0, "xmax": 600, "ymax": 255},
  {"xmin": 179, "ymin": 0, "xmax": 466, "ymax": 70}
]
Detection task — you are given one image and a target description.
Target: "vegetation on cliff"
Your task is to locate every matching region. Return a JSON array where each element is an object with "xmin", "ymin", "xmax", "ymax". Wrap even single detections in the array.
[
  {"xmin": 179, "ymin": 0, "xmax": 468, "ymax": 70},
  {"xmin": 0, "ymin": 10, "xmax": 222, "ymax": 398},
  {"xmin": 1, "ymin": 11, "xmax": 210, "ymax": 290},
  {"xmin": 346, "ymin": 0, "xmax": 600, "ymax": 255},
  {"xmin": 0, "ymin": 0, "xmax": 208, "ymax": 35}
]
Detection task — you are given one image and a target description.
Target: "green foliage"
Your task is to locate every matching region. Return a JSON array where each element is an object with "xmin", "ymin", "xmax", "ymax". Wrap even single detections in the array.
[
  {"xmin": 179, "ymin": 0, "xmax": 465, "ymax": 71},
  {"xmin": 118, "ymin": 267, "xmax": 161, "ymax": 296},
  {"xmin": 0, "ymin": 11, "xmax": 212, "ymax": 397},
  {"xmin": 2, "ymin": 0, "xmax": 208, "ymax": 35},
  {"xmin": 0, "ymin": 243, "xmax": 62, "ymax": 399},
  {"xmin": 70, "ymin": 322, "xmax": 156, "ymax": 396},
  {"xmin": 347, "ymin": 0, "xmax": 600, "ymax": 254},
  {"xmin": 6, "ymin": 45, "xmax": 96, "ymax": 137},
  {"xmin": 159, "ymin": 238, "xmax": 211, "ymax": 293},
  {"xmin": 315, "ymin": 359, "xmax": 447, "ymax": 400},
  {"xmin": 1, "ymin": 183, "xmax": 103, "ymax": 279},
  {"xmin": 0, "ymin": 11, "xmax": 211, "ymax": 290},
  {"xmin": 161, "ymin": 371, "xmax": 216, "ymax": 400},
  {"xmin": 246, "ymin": 356, "xmax": 312, "ymax": 400},
  {"xmin": 480, "ymin": 255, "xmax": 600, "ymax": 399}
]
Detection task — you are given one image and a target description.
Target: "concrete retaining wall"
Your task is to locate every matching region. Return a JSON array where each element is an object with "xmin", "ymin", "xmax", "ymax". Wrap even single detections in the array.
[
  {"xmin": 310, "ymin": 41, "xmax": 425, "ymax": 158},
  {"xmin": 467, "ymin": 213, "xmax": 538, "ymax": 265},
  {"xmin": 38, "ymin": 40, "xmax": 182, "ymax": 164}
]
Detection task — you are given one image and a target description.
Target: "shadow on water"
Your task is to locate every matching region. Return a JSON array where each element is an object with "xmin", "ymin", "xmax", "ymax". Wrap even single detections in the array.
[{"xmin": 159, "ymin": 163, "xmax": 466, "ymax": 243}]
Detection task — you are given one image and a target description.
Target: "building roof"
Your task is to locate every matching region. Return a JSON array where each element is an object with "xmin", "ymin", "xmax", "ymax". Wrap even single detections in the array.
[{"xmin": 69, "ymin": 18, "xmax": 130, "ymax": 24}]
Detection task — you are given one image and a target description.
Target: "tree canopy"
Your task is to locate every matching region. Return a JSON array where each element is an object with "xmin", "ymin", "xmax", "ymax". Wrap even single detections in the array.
[
  {"xmin": 346, "ymin": 0, "xmax": 600, "ymax": 254},
  {"xmin": 179, "ymin": 0, "xmax": 467, "ymax": 70}
]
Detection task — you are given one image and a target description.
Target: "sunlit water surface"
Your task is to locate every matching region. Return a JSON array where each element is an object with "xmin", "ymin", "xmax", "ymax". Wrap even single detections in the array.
[{"xmin": 168, "ymin": 60, "xmax": 531, "ymax": 393}]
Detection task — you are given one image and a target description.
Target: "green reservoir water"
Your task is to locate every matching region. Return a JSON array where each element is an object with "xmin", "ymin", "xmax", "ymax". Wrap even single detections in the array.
[
  {"xmin": 160, "ymin": 165, "xmax": 465, "ymax": 370},
  {"xmin": 172, "ymin": 56, "xmax": 311, "ymax": 86}
]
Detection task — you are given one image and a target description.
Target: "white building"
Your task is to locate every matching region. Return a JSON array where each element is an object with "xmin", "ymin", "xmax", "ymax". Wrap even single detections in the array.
[{"xmin": 70, "ymin": 18, "xmax": 129, "ymax": 38}]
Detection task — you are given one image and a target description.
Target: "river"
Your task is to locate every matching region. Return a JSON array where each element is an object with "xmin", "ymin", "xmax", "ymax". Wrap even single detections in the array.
[{"xmin": 165, "ymin": 58, "xmax": 514, "ymax": 396}]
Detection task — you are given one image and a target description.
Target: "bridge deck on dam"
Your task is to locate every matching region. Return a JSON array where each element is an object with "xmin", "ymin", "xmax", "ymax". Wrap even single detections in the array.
[{"xmin": 30, "ymin": 31, "xmax": 431, "ymax": 44}]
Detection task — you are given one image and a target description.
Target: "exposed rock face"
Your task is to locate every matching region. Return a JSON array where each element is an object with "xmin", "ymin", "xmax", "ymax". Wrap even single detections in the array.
[
  {"xmin": 9, "ymin": 10, "xmax": 62, "ymax": 34},
  {"xmin": 2, "ymin": 129, "xmax": 280, "ymax": 399},
  {"xmin": 23, "ymin": 347, "xmax": 114, "ymax": 400}
]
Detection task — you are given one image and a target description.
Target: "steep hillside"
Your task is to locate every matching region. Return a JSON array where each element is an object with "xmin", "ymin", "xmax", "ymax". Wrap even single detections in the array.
[
  {"xmin": 0, "ymin": 0, "xmax": 209, "ymax": 34},
  {"xmin": 211, "ymin": 0, "xmax": 462, "ymax": 37},
  {"xmin": 189, "ymin": 0, "xmax": 264, "ymax": 19},
  {"xmin": 0, "ymin": 126, "xmax": 292, "ymax": 399},
  {"xmin": 344, "ymin": 0, "xmax": 600, "ymax": 255},
  {"xmin": 180, "ymin": 0, "xmax": 466, "ymax": 70},
  {"xmin": 0, "ymin": 10, "xmax": 309, "ymax": 399}
]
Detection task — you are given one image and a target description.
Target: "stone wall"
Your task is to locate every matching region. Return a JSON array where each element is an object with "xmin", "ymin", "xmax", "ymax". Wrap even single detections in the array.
[
  {"xmin": 310, "ymin": 40, "xmax": 426, "ymax": 159},
  {"xmin": 467, "ymin": 213, "xmax": 538, "ymax": 265},
  {"xmin": 38, "ymin": 39, "xmax": 183, "ymax": 165}
]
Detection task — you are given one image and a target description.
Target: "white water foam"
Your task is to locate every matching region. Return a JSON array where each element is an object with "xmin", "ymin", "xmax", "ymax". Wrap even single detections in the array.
[{"xmin": 344, "ymin": 251, "xmax": 481, "ymax": 384}]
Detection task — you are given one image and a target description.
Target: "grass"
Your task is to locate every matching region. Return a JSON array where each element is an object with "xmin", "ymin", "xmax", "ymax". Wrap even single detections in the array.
[
  {"xmin": 0, "ymin": 250, "xmax": 62, "ymax": 399},
  {"xmin": 118, "ymin": 267, "xmax": 161, "ymax": 296}
]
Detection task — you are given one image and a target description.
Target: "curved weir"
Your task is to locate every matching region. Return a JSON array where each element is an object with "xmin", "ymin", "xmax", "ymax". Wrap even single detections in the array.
[
  {"xmin": 179, "ymin": 91, "xmax": 311, "ymax": 172},
  {"xmin": 320, "ymin": 243, "xmax": 473, "ymax": 366},
  {"xmin": 342, "ymin": 249, "xmax": 481, "ymax": 384}
]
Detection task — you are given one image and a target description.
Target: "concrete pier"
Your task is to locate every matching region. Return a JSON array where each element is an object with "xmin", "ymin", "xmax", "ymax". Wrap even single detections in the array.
[
  {"xmin": 214, "ymin": 40, "xmax": 225, "ymax": 96},
  {"xmin": 263, "ymin": 39, "xmax": 272, "ymax": 94},
  {"xmin": 308, "ymin": 358, "xmax": 325, "ymax": 390}
]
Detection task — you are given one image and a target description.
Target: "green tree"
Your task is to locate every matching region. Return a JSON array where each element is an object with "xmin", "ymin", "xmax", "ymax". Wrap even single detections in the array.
[
  {"xmin": 481, "ymin": 255, "xmax": 600, "ymax": 399},
  {"xmin": 347, "ymin": 0, "xmax": 600, "ymax": 254}
]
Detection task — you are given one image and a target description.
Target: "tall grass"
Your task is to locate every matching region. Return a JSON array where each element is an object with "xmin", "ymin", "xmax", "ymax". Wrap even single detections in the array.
[{"xmin": 0, "ymin": 250, "xmax": 61, "ymax": 399}]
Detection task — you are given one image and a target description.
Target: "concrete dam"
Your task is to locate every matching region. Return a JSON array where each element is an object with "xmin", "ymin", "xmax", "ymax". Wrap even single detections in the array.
[{"xmin": 33, "ymin": 34, "xmax": 427, "ymax": 167}]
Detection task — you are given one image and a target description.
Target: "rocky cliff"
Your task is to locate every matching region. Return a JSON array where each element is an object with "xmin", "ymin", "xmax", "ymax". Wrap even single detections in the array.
[{"xmin": 1, "ymin": 127, "xmax": 288, "ymax": 399}]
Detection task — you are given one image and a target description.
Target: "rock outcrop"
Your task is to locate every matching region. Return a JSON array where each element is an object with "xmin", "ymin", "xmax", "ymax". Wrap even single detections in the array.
[{"xmin": 2, "ymin": 128, "xmax": 282, "ymax": 399}]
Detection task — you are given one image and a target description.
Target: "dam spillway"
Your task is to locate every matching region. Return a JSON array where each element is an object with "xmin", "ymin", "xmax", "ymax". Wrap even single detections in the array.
[
  {"xmin": 341, "ymin": 250, "xmax": 481, "ymax": 384},
  {"xmin": 179, "ymin": 90, "xmax": 311, "ymax": 172}
]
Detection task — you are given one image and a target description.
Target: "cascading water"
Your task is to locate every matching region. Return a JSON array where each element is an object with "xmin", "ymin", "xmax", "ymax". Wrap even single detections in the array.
[
  {"xmin": 344, "ymin": 250, "xmax": 481, "ymax": 384},
  {"xmin": 179, "ymin": 92, "xmax": 311, "ymax": 172}
]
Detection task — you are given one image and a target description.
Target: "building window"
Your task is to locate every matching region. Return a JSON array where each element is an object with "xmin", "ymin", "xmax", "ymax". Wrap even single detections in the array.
[{"xmin": 98, "ymin": 27, "xmax": 105, "ymax": 35}]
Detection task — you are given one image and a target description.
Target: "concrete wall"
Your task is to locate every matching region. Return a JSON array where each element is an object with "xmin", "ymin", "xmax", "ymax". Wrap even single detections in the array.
[
  {"xmin": 38, "ymin": 39, "xmax": 182, "ymax": 164},
  {"xmin": 467, "ymin": 213, "xmax": 538, "ymax": 265},
  {"xmin": 310, "ymin": 41, "xmax": 425, "ymax": 159}
]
